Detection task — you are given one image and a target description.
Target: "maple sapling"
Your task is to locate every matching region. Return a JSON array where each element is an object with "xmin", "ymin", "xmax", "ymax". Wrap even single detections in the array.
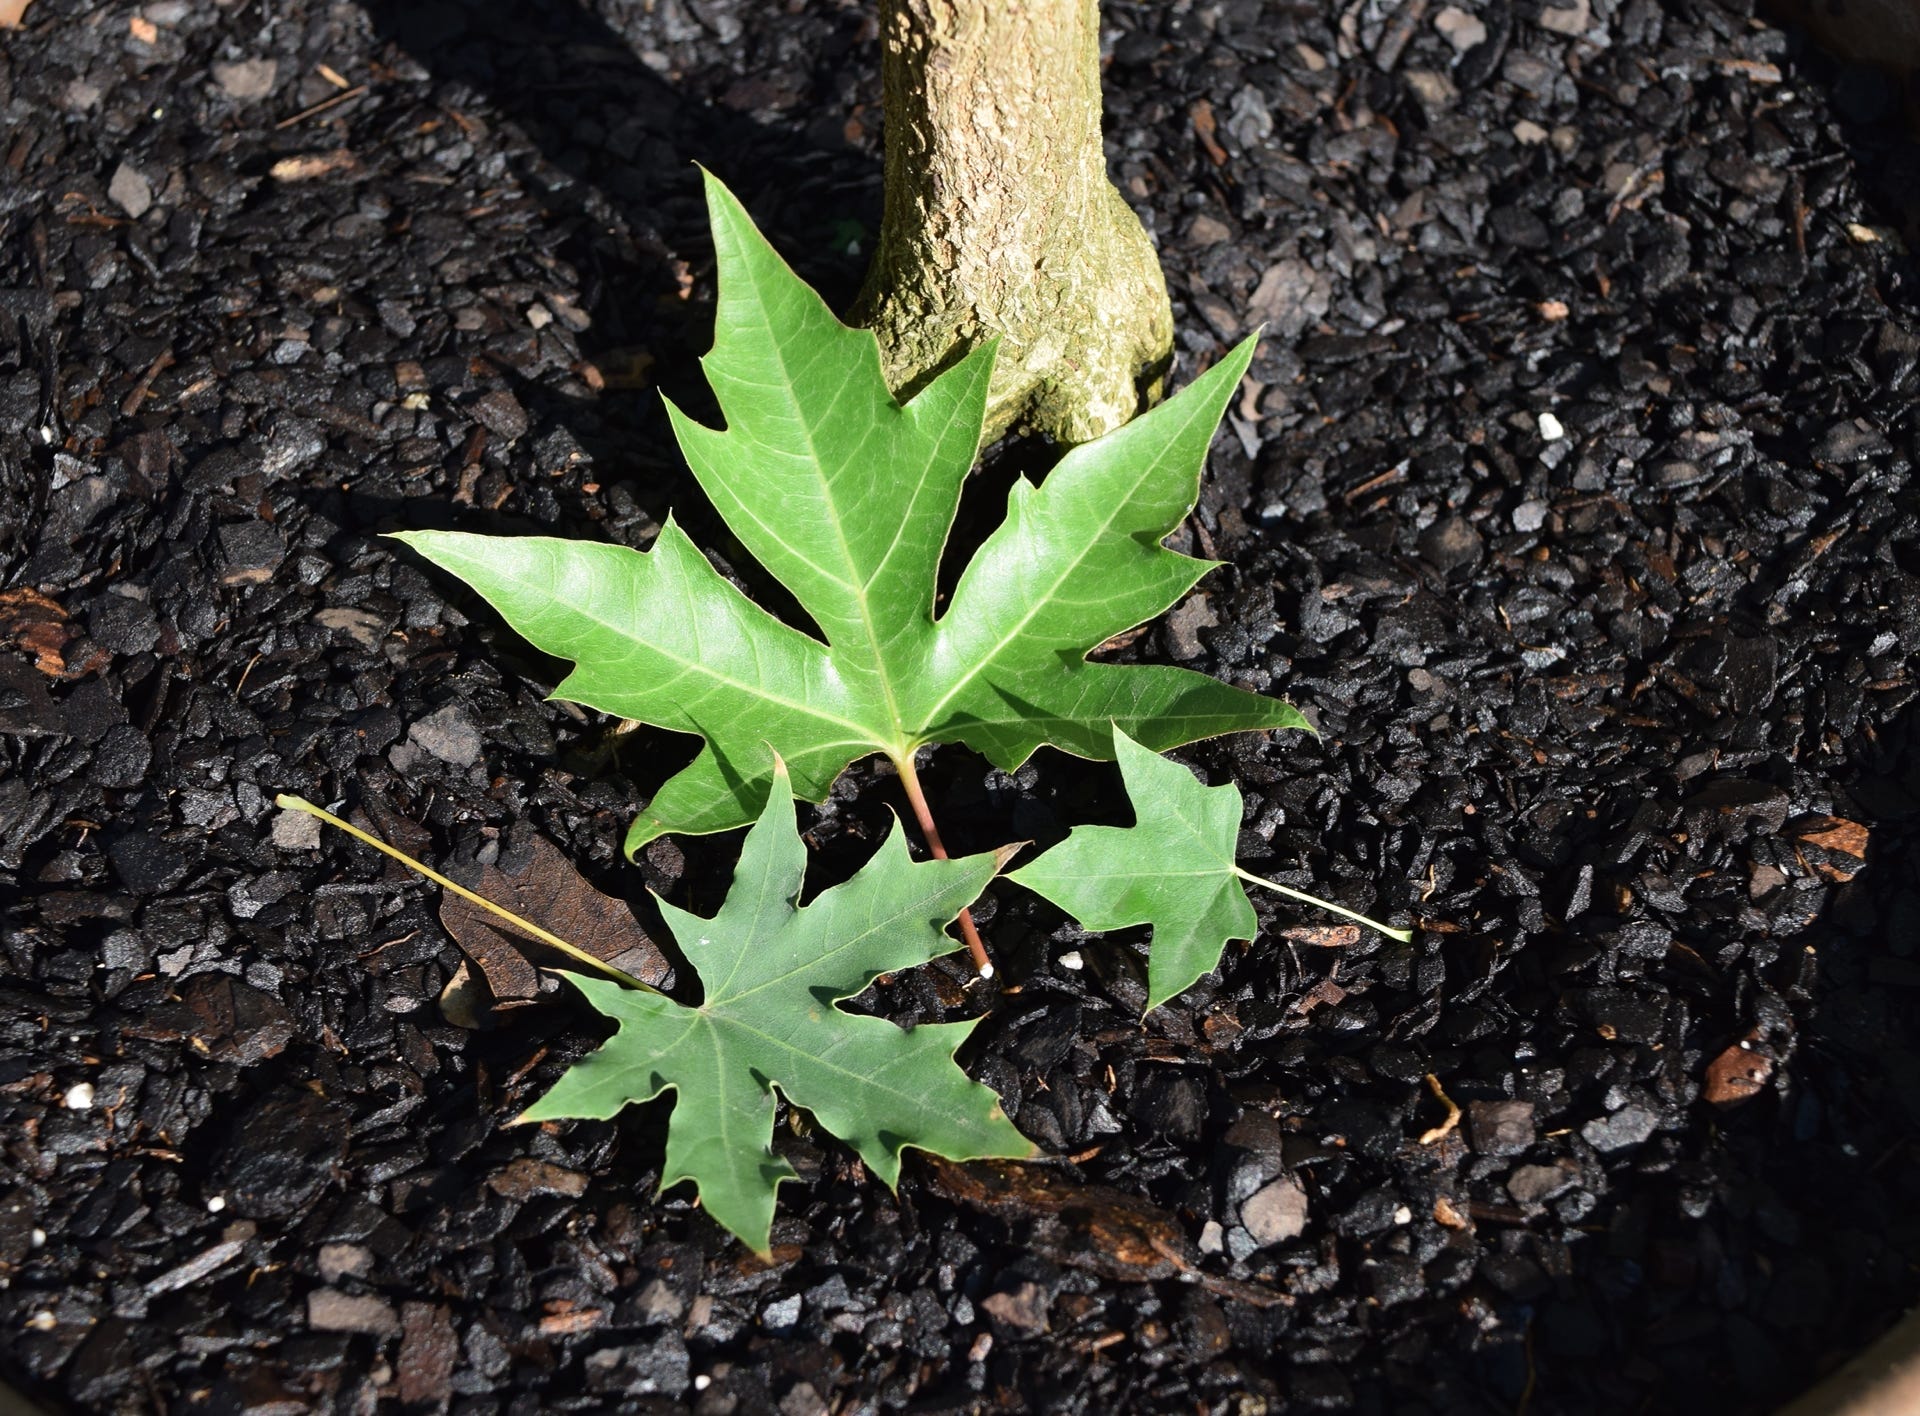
[
  {"xmin": 278, "ymin": 174, "xmax": 1415, "ymax": 1257},
  {"xmin": 392, "ymin": 170, "xmax": 1306, "ymax": 976}
]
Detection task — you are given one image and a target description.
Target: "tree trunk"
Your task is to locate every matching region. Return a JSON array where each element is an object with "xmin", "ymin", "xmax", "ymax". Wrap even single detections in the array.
[{"xmin": 854, "ymin": 0, "xmax": 1175, "ymax": 444}]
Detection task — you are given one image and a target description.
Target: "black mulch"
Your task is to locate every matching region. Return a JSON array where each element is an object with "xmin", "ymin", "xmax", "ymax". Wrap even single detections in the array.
[{"xmin": 4, "ymin": 0, "xmax": 1919, "ymax": 1412}]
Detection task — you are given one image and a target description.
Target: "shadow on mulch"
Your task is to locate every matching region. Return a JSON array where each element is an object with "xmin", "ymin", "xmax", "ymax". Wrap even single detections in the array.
[
  {"xmin": 353, "ymin": 0, "xmax": 908, "ymax": 639},
  {"xmin": 358, "ymin": 0, "xmax": 882, "ymax": 428},
  {"xmin": 1758, "ymin": 699, "xmax": 1920, "ymax": 1396}
]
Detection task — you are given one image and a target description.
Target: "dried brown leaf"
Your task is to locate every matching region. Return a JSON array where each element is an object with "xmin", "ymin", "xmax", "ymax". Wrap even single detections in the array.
[
  {"xmin": 1792, "ymin": 815, "xmax": 1870, "ymax": 859},
  {"xmin": 0, "ymin": 588, "xmax": 74, "ymax": 677},
  {"xmin": 1280, "ymin": 923, "xmax": 1362, "ymax": 948},
  {"xmin": 922, "ymin": 1157, "xmax": 1289, "ymax": 1308},
  {"xmin": 439, "ymin": 827, "xmax": 669, "ymax": 1013}
]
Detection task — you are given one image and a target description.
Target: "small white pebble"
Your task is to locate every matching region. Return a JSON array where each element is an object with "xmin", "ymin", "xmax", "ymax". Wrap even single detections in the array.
[
  {"xmin": 30, "ymin": 1229, "xmax": 46, "ymax": 1249},
  {"xmin": 27, "ymin": 1311, "xmax": 56, "ymax": 1331},
  {"xmin": 1537, "ymin": 411, "xmax": 1565, "ymax": 442},
  {"xmin": 693, "ymin": 1376, "xmax": 712, "ymax": 1392},
  {"xmin": 526, "ymin": 304, "xmax": 553, "ymax": 329},
  {"xmin": 206, "ymin": 1196, "xmax": 227, "ymax": 1214},
  {"xmin": 63, "ymin": 1083, "xmax": 94, "ymax": 1111},
  {"xmin": 1057, "ymin": 951, "xmax": 1084, "ymax": 971},
  {"xmin": 401, "ymin": 391, "xmax": 430, "ymax": 411},
  {"xmin": 1393, "ymin": 1205, "xmax": 1413, "ymax": 1225}
]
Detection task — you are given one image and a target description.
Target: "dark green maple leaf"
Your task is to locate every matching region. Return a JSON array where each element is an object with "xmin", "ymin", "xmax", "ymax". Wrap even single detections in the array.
[
  {"xmin": 520, "ymin": 758, "xmax": 1030, "ymax": 1256},
  {"xmin": 1011, "ymin": 727, "xmax": 1414, "ymax": 1011},
  {"xmin": 392, "ymin": 170, "xmax": 1304, "ymax": 853}
]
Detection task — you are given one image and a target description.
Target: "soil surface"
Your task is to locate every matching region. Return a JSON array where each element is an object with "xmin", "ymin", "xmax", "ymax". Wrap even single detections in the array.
[{"xmin": 4, "ymin": 1, "xmax": 1920, "ymax": 1413}]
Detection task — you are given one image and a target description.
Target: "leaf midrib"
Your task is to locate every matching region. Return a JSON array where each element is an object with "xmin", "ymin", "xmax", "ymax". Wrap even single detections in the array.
[
  {"xmin": 696, "ymin": 1007, "xmax": 972, "ymax": 1129},
  {"xmin": 725, "ymin": 253, "xmax": 914, "ymax": 749},
  {"xmin": 476, "ymin": 545, "xmax": 889, "ymax": 750},
  {"xmin": 713, "ymin": 878, "xmax": 980, "ymax": 1008}
]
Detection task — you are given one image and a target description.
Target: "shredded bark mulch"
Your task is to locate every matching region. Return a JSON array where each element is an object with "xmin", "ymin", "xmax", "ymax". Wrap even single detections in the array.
[{"xmin": 3, "ymin": 0, "xmax": 1918, "ymax": 1412}]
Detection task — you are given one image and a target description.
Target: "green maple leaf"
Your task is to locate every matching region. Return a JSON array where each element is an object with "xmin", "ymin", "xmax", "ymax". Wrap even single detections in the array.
[
  {"xmin": 1011, "ymin": 727, "xmax": 1413, "ymax": 1012},
  {"xmin": 391, "ymin": 170, "xmax": 1305, "ymax": 854},
  {"xmin": 519, "ymin": 758, "xmax": 1031, "ymax": 1256}
]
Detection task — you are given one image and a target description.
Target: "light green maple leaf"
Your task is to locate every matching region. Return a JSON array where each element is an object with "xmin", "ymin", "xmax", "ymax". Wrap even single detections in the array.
[
  {"xmin": 519, "ymin": 758, "xmax": 1031, "ymax": 1256},
  {"xmin": 1011, "ymin": 727, "xmax": 1413, "ymax": 1012},
  {"xmin": 391, "ymin": 169, "xmax": 1305, "ymax": 854}
]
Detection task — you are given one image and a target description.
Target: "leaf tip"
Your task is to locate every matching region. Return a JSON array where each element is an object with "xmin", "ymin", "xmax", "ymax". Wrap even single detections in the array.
[
  {"xmin": 759, "ymin": 748, "xmax": 794, "ymax": 810},
  {"xmin": 990, "ymin": 841, "xmax": 1030, "ymax": 874},
  {"xmin": 692, "ymin": 161, "xmax": 734, "ymax": 214},
  {"xmin": 624, "ymin": 812, "xmax": 667, "ymax": 861}
]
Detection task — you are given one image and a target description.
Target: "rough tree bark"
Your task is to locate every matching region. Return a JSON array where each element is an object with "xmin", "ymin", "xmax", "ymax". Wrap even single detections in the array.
[{"xmin": 854, "ymin": 0, "xmax": 1175, "ymax": 444}]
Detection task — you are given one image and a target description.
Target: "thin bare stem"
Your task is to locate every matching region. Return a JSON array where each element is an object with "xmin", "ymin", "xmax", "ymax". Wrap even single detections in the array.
[
  {"xmin": 892, "ymin": 755, "xmax": 994, "ymax": 978},
  {"xmin": 275, "ymin": 793, "xmax": 660, "ymax": 992},
  {"xmin": 1230, "ymin": 865, "xmax": 1415, "ymax": 944}
]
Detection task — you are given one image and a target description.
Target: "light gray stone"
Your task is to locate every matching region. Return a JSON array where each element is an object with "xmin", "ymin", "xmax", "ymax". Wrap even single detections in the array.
[
  {"xmin": 316, "ymin": 1242, "xmax": 371, "ymax": 1282},
  {"xmin": 1538, "ymin": 0, "xmax": 1590, "ymax": 36},
  {"xmin": 271, "ymin": 808, "xmax": 321, "ymax": 850},
  {"xmin": 1433, "ymin": 6, "xmax": 1487, "ymax": 52},
  {"xmin": 211, "ymin": 57, "xmax": 276, "ymax": 100},
  {"xmin": 1405, "ymin": 70, "xmax": 1458, "ymax": 108},
  {"xmin": 108, "ymin": 163, "xmax": 152, "ymax": 219},
  {"xmin": 1582, "ymin": 1103, "xmax": 1659, "ymax": 1152},
  {"xmin": 981, "ymin": 1281, "xmax": 1050, "ymax": 1334},
  {"xmin": 307, "ymin": 1289, "xmax": 398, "ymax": 1336},
  {"xmin": 407, "ymin": 704, "xmax": 482, "ymax": 768},
  {"xmin": 314, "ymin": 606, "xmax": 384, "ymax": 649},
  {"xmin": 1507, "ymin": 1160, "xmax": 1579, "ymax": 1205},
  {"xmin": 1241, "ymin": 1175, "xmax": 1309, "ymax": 1246}
]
